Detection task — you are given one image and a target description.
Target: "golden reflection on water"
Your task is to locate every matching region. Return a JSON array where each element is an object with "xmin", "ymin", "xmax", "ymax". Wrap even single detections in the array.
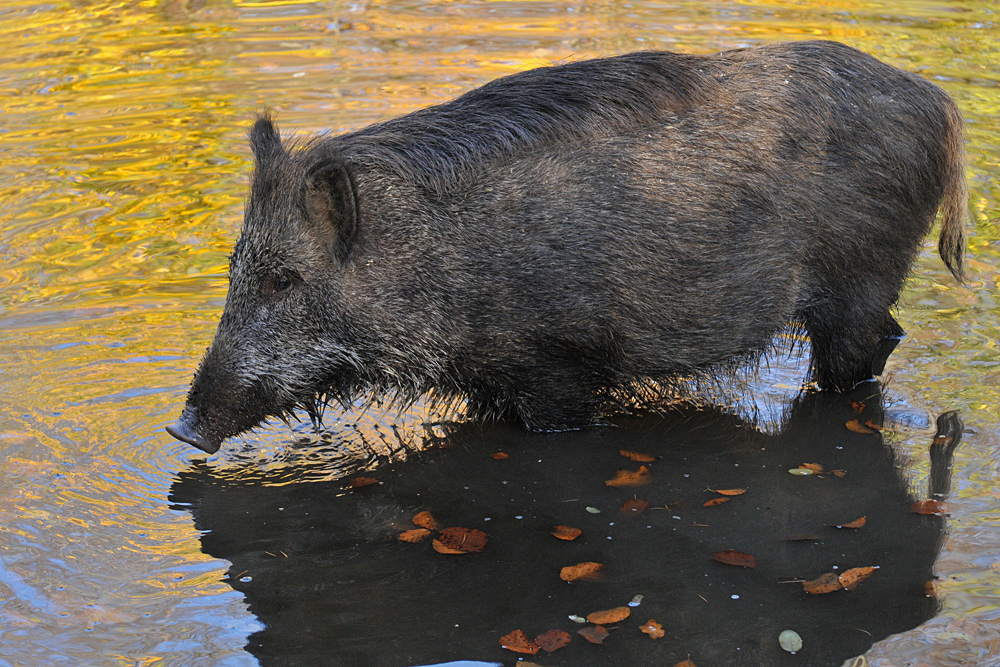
[{"xmin": 0, "ymin": 0, "xmax": 998, "ymax": 663}]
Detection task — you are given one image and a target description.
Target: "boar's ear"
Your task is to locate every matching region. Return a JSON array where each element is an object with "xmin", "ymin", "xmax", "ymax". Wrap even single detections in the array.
[
  {"xmin": 303, "ymin": 162, "xmax": 358, "ymax": 263},
  {"xmin": 249, "ymin": 114, "xmax": 284, "ymax": 166}
]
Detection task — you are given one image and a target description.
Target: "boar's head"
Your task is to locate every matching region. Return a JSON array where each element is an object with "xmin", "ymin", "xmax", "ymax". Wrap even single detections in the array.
[{"xmin": 167, "ymin": 115, "xmax": 362, "ymax": 453}]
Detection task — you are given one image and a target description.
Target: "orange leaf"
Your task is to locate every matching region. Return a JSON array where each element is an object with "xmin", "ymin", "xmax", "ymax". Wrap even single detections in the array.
[
  {"xmin": 803, "ymin": 572, "xmax": 843, "ymax": 594},
  {"xmin": 605, "ymin": 466, "xmax": 651, "ymax": 487},
  {"xmin": 348, "ymin": 476, "xmax": 378, "ymax": 488},
  {"xmin": 799, "ymin": 463, "xmax": 824, "ymax": 473},
  {"xmin": 586, "ymin": 606, "xmax": 631, "ymax": 625},
  {"xmin": 865, "ymin": 419, "xmax": 883, "ymax": 431},
  {"xmin": 490, "ymin": 452, "xmax": 509, "ymax": 460},
  {"xmin": 910, "ymin": 500, "xmax": 946, "ymax": 515},
  {"xmin": 551, "ymin": 525, "xmax": 582, "ymax": 541},
  {"xmin": 703, "ymin": 497, "xmax": 730, "ymax": 507},
  {"xmin": 412, "ymin": 511, "xmax": 441, "ymax": 531},
  {"xmin": 620, "ymin": 498, "xmax": 650, "ymax": 516},
  {"xmin": 708, "ymin": 488, "xmax": 746, "ymax": 496},
  {"xmin": 398, "ymin": 528, "xmax": 431, "ymax": 543},
  {"xmin": 577, "ymin": 625, "xmax": 609, "ymax": 644},
  {"xmin": 639, "ymin": 618, "xmax": 665, "ymax": 639},
  {"xmin": 835, "ymin": 516, "xmax": 866, "ymax": 529},
  {"xmin": 839, "ymin": 566, "xmax": 878, "ymax": 590},
  {"xmin": 560, "ymin": 562, "xmax": 606, "ymax": 582},
  {"xmin": 849, "ymin": 400, "xmax": 866, "ymax": 413},
  {"xmin": 534, "ymin": 629, "xmax": 571, "ymax": 653},
  {"xmin": 846, "ymin": 419, "xmax": 874, "ymax": 434},
  {"xmin": 832, "ymin": 470, "xmax": 847, "ymax": 478},
  {"xmin": 712, "ymin": 550, "xmax": 757, "ymax": 568},
  {"xmin": 619, "ymin": 449, "xmax": 659, "ymax": 463},
  {"xmin": 432, "ymin": 527, "xmax": 488, "ymax": 554},
  {"xmin": 674, "ymin": 660, "xmax": 698, "ymax": 667},
  {"xmin": 500, "ymin": 629, "xmax": 539, "ymax": 655}
]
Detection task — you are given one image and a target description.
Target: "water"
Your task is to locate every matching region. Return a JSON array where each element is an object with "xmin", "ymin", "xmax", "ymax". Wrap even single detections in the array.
[{"xmin": 0, "ymin": 1, "xmax": 998, "ymax": 665}]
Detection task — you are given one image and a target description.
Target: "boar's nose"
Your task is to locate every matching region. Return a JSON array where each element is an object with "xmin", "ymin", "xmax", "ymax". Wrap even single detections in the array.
[{"xmin": 166, "ymin": 407, "xmax": 221, "ymax": 454}]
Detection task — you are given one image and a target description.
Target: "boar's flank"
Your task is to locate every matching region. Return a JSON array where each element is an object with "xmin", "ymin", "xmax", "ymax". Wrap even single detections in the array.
[{"xmin": 167, "ymin": 40, "xmax": 966, "ymax": 454}]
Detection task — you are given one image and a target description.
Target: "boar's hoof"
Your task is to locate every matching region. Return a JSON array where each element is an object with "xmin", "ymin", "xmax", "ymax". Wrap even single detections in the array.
[{"xmin": 166, "ymin": 408, "xmax": 221, "ymax": 454}]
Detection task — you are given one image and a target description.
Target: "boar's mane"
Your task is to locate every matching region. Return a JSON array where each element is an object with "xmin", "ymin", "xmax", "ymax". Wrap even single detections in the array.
[{"xmin": 326, "ymin": 52, "xmax": 721, "ymax": 194}]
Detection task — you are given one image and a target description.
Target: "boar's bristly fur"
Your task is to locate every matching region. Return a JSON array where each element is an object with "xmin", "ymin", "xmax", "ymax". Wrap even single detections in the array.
[{"xmin": 167, "ymin": 40, "xmax": 967, "ymax": 453}]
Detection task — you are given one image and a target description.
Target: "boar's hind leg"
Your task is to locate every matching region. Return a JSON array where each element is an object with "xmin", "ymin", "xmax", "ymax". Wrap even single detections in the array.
[{"xmin": 804, "ymin": 300, "xmax": 904, "ymax": 392}]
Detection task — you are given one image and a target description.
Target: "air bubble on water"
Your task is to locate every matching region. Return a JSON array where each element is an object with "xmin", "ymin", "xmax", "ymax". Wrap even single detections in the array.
[{"xmin": 240, "ymin": 576, "xmax": 252, "ymax": 583}]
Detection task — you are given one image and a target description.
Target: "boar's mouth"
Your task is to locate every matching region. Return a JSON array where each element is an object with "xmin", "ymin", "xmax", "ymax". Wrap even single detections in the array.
[{"xmin": 166, "ymin": 406, "xmax": 223, "ymax": 454}]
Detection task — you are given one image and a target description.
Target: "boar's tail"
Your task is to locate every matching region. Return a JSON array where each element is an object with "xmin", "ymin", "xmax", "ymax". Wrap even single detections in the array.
[{"xmin": 937, "ymin": 98, "xmax": 968, "ymax": 284}]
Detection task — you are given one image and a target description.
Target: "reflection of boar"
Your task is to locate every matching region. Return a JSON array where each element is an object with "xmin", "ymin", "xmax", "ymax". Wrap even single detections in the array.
[
  {"xmin": 169, "ymin": 386, "xmax": 961, "ymax": 666},
  {"xmin": 167, "ymin": 40, "xmax": 966, "ymax": 453}
]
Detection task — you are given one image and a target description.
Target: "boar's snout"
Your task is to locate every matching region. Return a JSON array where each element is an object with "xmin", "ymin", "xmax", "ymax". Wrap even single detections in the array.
[{"xmin": 166, "ymin": 407, "xmax": 221, "ymax": 454}]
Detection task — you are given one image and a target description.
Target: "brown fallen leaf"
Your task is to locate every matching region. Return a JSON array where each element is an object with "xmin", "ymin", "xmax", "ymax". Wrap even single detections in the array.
[
  {"xmin": 783, "ymin": 533, "xmax": 823, "ymax": 542},
  {"xmin": 910, "ymin": 500, "xmax": 946, "ymax": 515},
  {"xmin": 803, "ymin": 572, "xmax": 844, "ymax": 594},
  {"xmin": 846, "ymin": 419, "xmax": 875, "ymax": 434},
  {"xmin": 432, "ymin": 527, "xmax": 488, "ymax": 554},
  {"xmin": 834, "ymin": 516, "xmax": 866, "ymax": 529},
  {"xmin": 674, "ymin": 659, "xmax": 698, "ymax": 667},
  {"xmin": 712, "ymin": 550, "xmax": 757, "ymax": 568},
  {"xmin": 850, "ymin": 400, "xmax": 866, "ymax": 413},
  {"xmin": 799, "ymin": 463, "xmax": 824, "ymax": 474},
  {"xmin": 832, "ymin": 469, "xmax": 847, "ymax": 478},
  {"xmin": 412, "ymin": 511, "xmax": 441, "ymax": 531},
  {"xmin": 620, "ymin": 449, "xmax": 659, "ymax": 462},
  {"xmin": 534, "ymin": 629, "xmax": 572, "ymax": 653},
  {"xmin": 551, "ymin": 525, "xmax": 582, "ymax": 541},
  {"xmin": 703, "ymin": 497, "xmax": 730, "ymax": 507},
  {"xmin": 865, "ymin": 419, "xmax": 884, "ymax": 431},
  {"xmin": 708, "ymin": 488, "xmax": 747, "ymax": 496},
  {"xmin": 500, "ymin": 629, "xmax": 539, "ymax": 655},
  {"xmin": 577, "ymin": 625, "xmax": 609, "ymax": 644},
  {"xmin": 490, "ymin": 452, "xmax": 509, "ymax": 460},
  {"xmin": 924, "ymin": 580, "xmax": 936, "ymax": 597},
  {"xmin": 586, "ymin": 606, "xmax": 631, "ymax": 625},
  {"xmin": 398, "ymin": 528, "xmax": 431, "ymax": 543},
  {"xmin": 839, "ymin": 566, "xmax": 878, "ymax": 590},
  {"xmin": 348, "ymin": 476, "xmax": 379, "ymax": 488},
  {"xmin": 639, "ymin": 618, "xmax": 665, "ymax": 639},
  {"xmin": 605, "ymin": 466, "xmax": 651, "ymax": 487},
  {"xmin": 620, "ymin": 498, "xmax": 651, "ymax": 516},
  {"xmin": 560, "ymin": 562, "xmax": 606, "ymax": 582}
]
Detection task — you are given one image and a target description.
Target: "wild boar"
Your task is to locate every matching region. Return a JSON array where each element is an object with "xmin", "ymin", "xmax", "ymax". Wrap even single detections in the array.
[{"xmin": 167, "ymin": 40, "xmax": 966, "ymax": 453}]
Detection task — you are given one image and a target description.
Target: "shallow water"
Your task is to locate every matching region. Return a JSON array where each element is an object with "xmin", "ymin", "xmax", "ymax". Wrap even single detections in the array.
[{"xmin": 0, "ymin": 1, "xmax": 998, "ymax": 665}]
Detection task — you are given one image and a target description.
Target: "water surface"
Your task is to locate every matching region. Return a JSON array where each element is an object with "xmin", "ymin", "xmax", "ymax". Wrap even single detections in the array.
[{"xmin": 1, "ymin": 1, "xmax": 998, "ymax": 665}]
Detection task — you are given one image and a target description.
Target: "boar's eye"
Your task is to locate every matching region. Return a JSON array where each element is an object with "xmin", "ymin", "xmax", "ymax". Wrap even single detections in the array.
[{"xmin": 264, "ymin": 273, "xmax": 296, "ymax": 298}]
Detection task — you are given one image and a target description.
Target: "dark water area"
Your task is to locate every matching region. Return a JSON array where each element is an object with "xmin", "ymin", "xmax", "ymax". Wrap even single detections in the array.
[
  {"xmin": 171, "ymin": 385, "xmax": 951, "ymax": 667},
  {"xmin": 2, "ymin": 0, "xmax": 1000, "ymax": 665}
]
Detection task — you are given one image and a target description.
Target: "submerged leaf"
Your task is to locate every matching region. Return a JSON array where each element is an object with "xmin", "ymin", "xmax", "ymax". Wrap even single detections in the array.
[
  {"xmin": 712, "ymin": 550, "xmax": 757, "ymax": 568},
  {"xmin": 577, "ymin": 625, "xmax": 609, "ymax": 644},
  {"xmin": 586, "ymin": 606, "xmax": 631, "ymax": 625},
  {"xmin": 779, "ymin": 629, "xmax": 803, "ymax": 653},
  {"xmin": 348, "ymin": 476, "xmax": 379, "ymax": 488},
  {"xmin": 708, "ymin": 488, "xmax": 747, "ymax": 496},
  {"xmin": 490, "ymin": 452, "xmax": 510, "ymax": 460},
  {"xmin": 620, "ymin": 449, "xmax": 659, "ymax": 462},
  {"xmin": 846, "ymin": 419, "xmax": 875, "ymax": 434},
  {"xmin": 620, "ymin": 499, "xmax": 651, "ymax": 516},
  {"xmin": 849, "ymin": 400, "xmax": 866, "ymax": 413},
  {"xmin": 398, "ymin": 528, "xmax": 432, "ymax": 543},
  {"xmin": 534, "ymin": 629, "xmax": 572, "ymax": 653},
  {"xmin": 834, "ymin": 516, "xmax": 866, "ymax": 529},
  {"xmin": 412, "ymin": 511, "xmax": 441, "ymax": 531},
  {"xmin": 432, "ymin": 527, "xmax": 488, "ymax": 554},
  {"xmin": 500, "ymin": 629, "xmax": 539, "ymax": 655},
  {"xmin": 703, "ymin": 497, "xmax": 730, "ymax": 507},
  {"xmin": 551, "ymin": 525, "xmax": 582, "ymax": 541},
  {"xmin": 639, "ymin": 619, "xmax": 665, "ymax": 639},
  {"xmin": 560, "ymin": 562, "xmax": 606, "ymax": 582},
  {"xmin": 799, "ymin": 463, "xmax": 824, "ymax": 473},
  {"xmin": 838, "ymin": 566, "xmax": 878, "ymax": 590},
  {"xmin": 910, "ymin": 500, "xmax": 946, "ymax": 515},
  {"xmin": 605, "ymin": 466, "xmax": 651, "ymax": 487}
]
